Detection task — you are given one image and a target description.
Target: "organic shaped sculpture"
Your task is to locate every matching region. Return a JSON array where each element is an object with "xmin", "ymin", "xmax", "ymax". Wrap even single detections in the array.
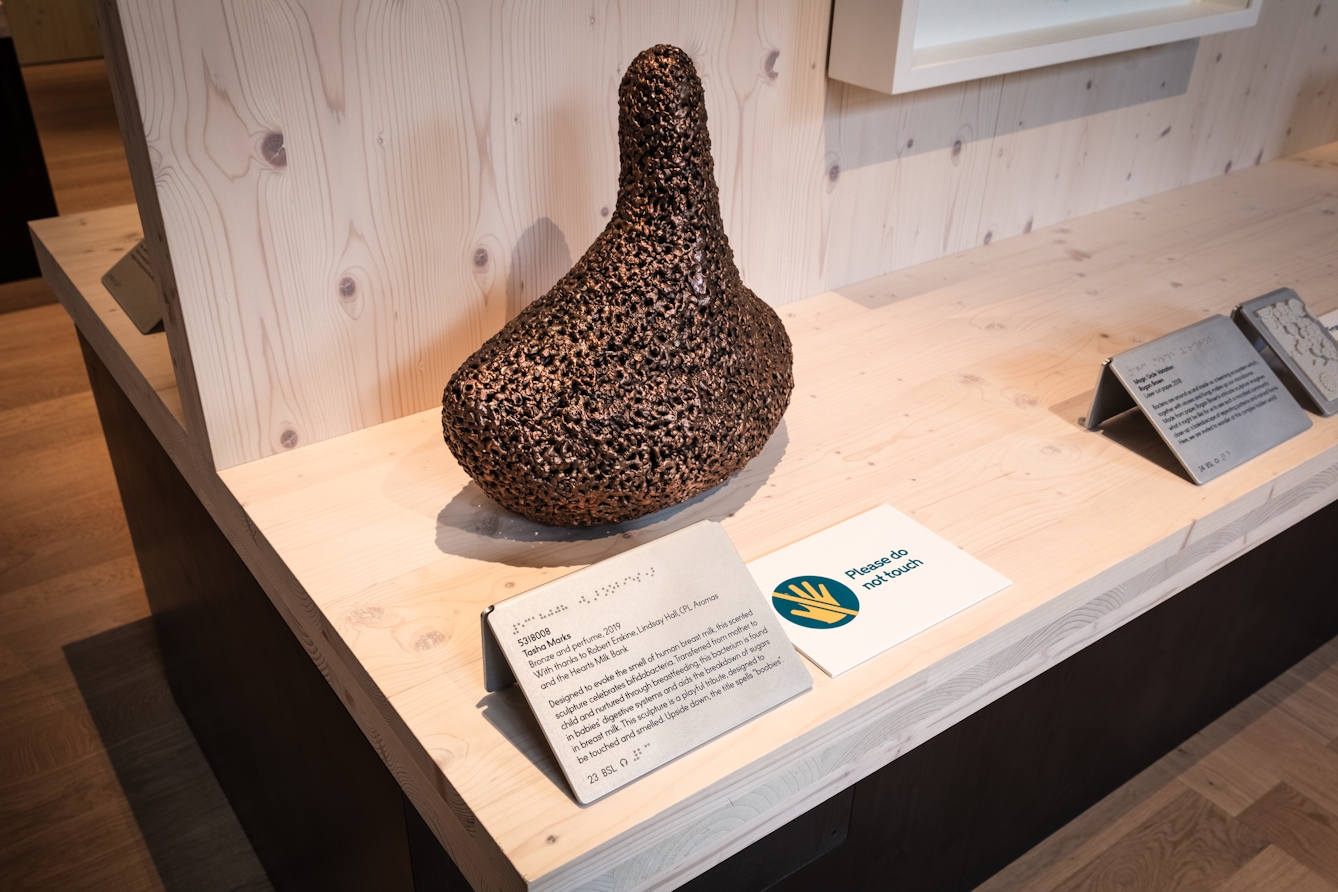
[{"xmin": 441, "ymin": 45, "xmax": 793, "ymax": 526}]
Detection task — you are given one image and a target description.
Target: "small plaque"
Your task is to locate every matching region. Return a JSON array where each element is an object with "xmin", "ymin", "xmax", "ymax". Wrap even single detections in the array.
[
  {"xmin": 1321, "ymin": 308, "xmax": 1338, "ymax": 337},
  {"xmin": 483, "ymin": 521, "xmax": 812, "ymax": 804},
  {"xmin": 747, "ymin": 504, "xmax": 1011, "ymax": 677},
  {"xmin": 101, "ymin": 239, "xmax": 163, "ymax": 334},
  {"xmin": 1086, "ymin": 315, "xmax": 1311, "ymax": 484},
  {"xmin": 1233, "ymin": 289, "xmax": 1338, "ymax": 416}
]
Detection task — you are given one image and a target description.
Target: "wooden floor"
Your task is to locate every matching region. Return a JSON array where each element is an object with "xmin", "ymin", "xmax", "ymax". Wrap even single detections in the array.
[
  {"xmin": 21, "ymin": 58, "xmax": 136, "ymax": 215},
  {"xmin": 978, "ymin": 640, "xmax": 1338, "ymax": 892},
  {"xmin": 3, "ymin": 57, "xmax": 1338, "ymax": 892}
]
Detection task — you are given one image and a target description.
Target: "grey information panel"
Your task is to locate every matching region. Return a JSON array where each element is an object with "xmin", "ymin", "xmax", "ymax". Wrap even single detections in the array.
[
  {"xmin": 483, "ymin": 521, "xmax": 812, "ymax": 804},
  {"xmin": 1233, "ymin": 288, "xmax": 1338, "ymax": 416},
  {"xmin": 1087, "ymin": 315, "xmax": 1311, "ymax": 484},
  {"xmin": 101, "ymin": 239, "xmax": 163, "ymax": 334}
]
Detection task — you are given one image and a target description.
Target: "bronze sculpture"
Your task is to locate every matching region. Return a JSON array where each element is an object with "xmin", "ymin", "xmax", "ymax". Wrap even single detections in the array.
[{"xmin": 442, "ymin": 45, "xmax": 793, "ymax": 526}]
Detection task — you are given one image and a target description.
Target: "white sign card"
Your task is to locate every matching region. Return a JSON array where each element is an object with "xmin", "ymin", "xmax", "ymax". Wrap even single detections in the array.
[
  {"xmin": 747, "ymin": 504, "xmax": 1011, "ymax": 677},
  {"xmin": 1321, "ymin": 308, "xmax": 1338, "ymax": 337},
  {"xmin": 483, "ymin": 521, "xmax": 812, "ymax": 804}
]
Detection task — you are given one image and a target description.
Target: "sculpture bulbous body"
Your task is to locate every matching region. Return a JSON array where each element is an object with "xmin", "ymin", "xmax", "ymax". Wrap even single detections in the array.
[{"xmin": 441, "ymin": 45, "xmax": 793, "ymax": 526}]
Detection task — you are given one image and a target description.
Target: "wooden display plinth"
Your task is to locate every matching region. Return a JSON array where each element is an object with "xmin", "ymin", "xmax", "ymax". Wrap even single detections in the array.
[{"xmin": 33, "ymin": 143, "xmax": 1338, "ymax": 891}]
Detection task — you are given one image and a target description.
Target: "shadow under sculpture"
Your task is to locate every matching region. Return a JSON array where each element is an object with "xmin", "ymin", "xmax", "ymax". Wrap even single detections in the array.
[{"xmin": 442, "ymin": 45, "xmax": 793, "ymax": 526}]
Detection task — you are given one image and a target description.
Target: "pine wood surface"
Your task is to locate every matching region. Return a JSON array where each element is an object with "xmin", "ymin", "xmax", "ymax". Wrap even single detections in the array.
[
  {"xmin": 12, "ymin": 47, "xmax": 1338, "ymax": 892},
  {"xmin": 35, "ymin": 141, "xmax": 1338, "ymax": 889},
  {"xmin": 218, "ymin": 144, "xmax": 1338, "ymax": 891},
  {"xmin": 3, "ymin": 297, "xmax": 1334, "ymax": 892},
  {"xmin": 92, "ymin": 0, "xmax": 215, "ymax": 469},
  {"xmin": 31, "ymin": 206, "xmax": 182, "ymax": 427},
  {"xmin": 103, "ymin": 0, "xmax": 1338, "ymax": 469}
]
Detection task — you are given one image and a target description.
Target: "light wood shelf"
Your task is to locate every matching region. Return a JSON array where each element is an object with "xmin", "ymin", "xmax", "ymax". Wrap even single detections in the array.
[
  {"xmin": 829, "ymin": 0, "xmax": 1261, "ymax": 95},
  {"xmin": 32, "ymin": 142, "xmax": 1338, "ymax": 891}
]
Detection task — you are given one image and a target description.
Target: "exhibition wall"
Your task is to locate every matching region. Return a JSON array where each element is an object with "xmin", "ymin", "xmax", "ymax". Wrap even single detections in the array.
[{"xmin": 104, "ymin": 0, "xmax": 1338, "ymax": 468}]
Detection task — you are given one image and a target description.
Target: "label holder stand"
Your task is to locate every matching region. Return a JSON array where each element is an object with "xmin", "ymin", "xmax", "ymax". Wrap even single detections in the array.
[
  {"xmin": 477, "ymin": 521, "xmax": 812, "ymax": 804},
  {"xmin": 1085, "ymin": 314, "xmax": 1311, "ymax": 484}
]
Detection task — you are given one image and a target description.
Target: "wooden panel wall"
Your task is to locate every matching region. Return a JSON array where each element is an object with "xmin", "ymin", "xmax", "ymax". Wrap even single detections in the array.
[
  {"xmin": 110, "ymin": 0, "xmax": 1338, "ymax": 469},
  {"xmin": 822, "ymin": 0, "xmax": 1338, "ymax": 286}
]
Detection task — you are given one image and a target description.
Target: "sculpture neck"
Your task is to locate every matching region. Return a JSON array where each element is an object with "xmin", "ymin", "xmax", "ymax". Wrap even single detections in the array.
[
  {"xmin": 613, "ymin": 158, "xmax": 721, "ymax": 232},
  {"xmin": 612, "ymin": 46, "xmax": 723, "ymax": 237}
]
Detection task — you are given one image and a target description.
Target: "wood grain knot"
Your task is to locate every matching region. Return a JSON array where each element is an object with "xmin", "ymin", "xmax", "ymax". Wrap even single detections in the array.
[
  {"xmin": 279, "ymin": 428, "xmax": 298, "ymax": 449},
  {"xmin": 338, "ymin": 276, "xmax": 357, "ymax": 298},
  {"xmin": 827, "ymin": 163, "xmax": 840, "ymax": 182},
  {"xmin": 261, "ymin": 131, "xmax": 286, "ymax": 168},
  {"xmin": 346, "ymin": 605, "xmax": 399, "ymax": 627},
  {"xmin": 764, "ymin": 50, "xmax": 779, "ymax": 80},
  {"xmin": 414, "ymin": 630, "xmax": 446, "ymax": 651},
  {"xmin": 473, "ymin": 247, "xmax": 489, "ymax": 269},
  {"xmin": 1003, "ymin": 439, "xmax": 1084, "ymax": 475},
  {"xmin": 952, "ymin": 139, "xmax": 963, "ymax": 156}
]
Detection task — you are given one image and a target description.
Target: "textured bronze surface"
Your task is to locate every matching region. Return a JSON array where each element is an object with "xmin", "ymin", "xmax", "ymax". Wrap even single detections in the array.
[{"xmin": 442, "ymin": 45, "xmax": 793, "ymax": 526}]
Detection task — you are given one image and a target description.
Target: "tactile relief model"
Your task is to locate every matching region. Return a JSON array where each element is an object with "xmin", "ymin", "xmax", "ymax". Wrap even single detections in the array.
[
  {"xmin": 1255, "ymin": 297, "xmax": 1338, "ymax": 400},
  {"xmin": 441, "ymin": 45, "xmax": 794, "ymax": 526}
]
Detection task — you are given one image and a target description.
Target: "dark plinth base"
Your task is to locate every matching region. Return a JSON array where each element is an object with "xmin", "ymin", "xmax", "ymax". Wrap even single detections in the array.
[
  {"xmin": 82, "ymin": 334, "xmax": 1338, "ymax": 892},
  {"xmin": 82, "ymin": 334, "xmax": 467, "ymax": 892},
  {"xmin": 761, "ymin": 497, "xmax": 1338, "ymax": 892}
]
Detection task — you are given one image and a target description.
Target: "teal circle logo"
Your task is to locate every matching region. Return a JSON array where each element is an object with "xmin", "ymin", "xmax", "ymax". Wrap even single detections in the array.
[{"xmin": 771, "ymin": 576, "xmax": 860, "ymax": 629}]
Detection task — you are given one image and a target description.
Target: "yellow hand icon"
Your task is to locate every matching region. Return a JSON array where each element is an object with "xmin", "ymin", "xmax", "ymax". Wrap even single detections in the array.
[
  {"xmin": 791, "ymin": 580, "xmax": 836, "ymax": 605},
  {"xmin": 772, "ymin": 579, "xmax": 858, "ymax": 625}
]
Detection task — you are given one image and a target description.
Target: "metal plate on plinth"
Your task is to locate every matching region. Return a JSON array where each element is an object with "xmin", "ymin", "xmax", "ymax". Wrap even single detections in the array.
[
  {"xmin": 1087, "ymin": 315, "xmax": 1311, "ymax": 484},
  {"xmin": 101, "ymin": 239, "xmax": 163, "ymax": 334},
  {"xmin": 483, "ymin": 521, "xmax": 812, "ymax": 804},
  {"xmin": 1233, "ymin": 288, "xmax": 1338, "ymax": 416}
]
